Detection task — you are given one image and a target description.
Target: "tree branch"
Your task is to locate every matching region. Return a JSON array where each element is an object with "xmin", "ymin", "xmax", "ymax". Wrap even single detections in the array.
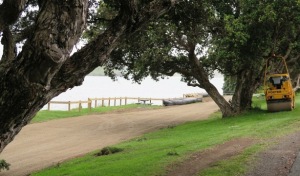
[
  {"xmin": 0, "ymin": 0, "xmax": 28, "ymax": 32},
  {"xmin": 283, "ymin": 43, "xmax": 293, "ymax": 60},
  {"xmin": 14, "ymin": 25, "xmax": 35, "ymax": 43},
  {"xmin": 0, "ymin": 27, "xmax": 16, "ymax": 62},
  {"xmin": 51, "ymin": 0, "xmax": 176, "ymax": 93},
  {"xmin": 187, "ymin": 81, "xmax": 201, "ymax": 88},
  {"xmin": 14, "ymin": 0, "xmax": 88, "ymax": 87},
  {"xmin": 87, "ymin": 17, "xmax": 114, "ymax": 24},
  {"xmin": 287, "ymin": 54, "xmax": 300, "ymax": 65}
]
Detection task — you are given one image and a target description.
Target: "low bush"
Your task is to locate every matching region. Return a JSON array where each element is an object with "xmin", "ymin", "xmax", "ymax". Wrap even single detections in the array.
[
  {"xmin": 0, "ymin": 160, "xmax": 10, "ymax": 172},
  {"xmin": 95, "ymin": 147, "xmax": 124, "ymax": 156}
]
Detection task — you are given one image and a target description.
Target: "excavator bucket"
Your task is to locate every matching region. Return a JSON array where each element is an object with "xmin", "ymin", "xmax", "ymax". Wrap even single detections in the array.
[{"xmin": 267, "ymin": 101, "xmax": 293, "ymax": 112}]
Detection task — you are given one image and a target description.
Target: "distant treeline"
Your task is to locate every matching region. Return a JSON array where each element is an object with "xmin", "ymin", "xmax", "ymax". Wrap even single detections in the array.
[
  {"xmin": 88, "ymin": 67, "xmax": 106, "ymax": 76},
  {"xmin": 88, "ymin": 67, "xmax": 121, "ymax": 76}
]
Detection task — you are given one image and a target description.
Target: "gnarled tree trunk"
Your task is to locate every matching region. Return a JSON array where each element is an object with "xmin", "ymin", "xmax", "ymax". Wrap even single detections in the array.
[
  {"xmin": 231, "ymin": 68, "xmax": 263, "ymax": 113},
  {"xmin": 186, "ymin": 44, "xmax": 266, "ymax": 117},
  {"xmin": 187, "ymin": 44, "xmax": 236, "ymax": 117},
  {"xmin": 0, "ymin": 0, "xmax": 175, "ymax": 154},
  {"xmin": 0, "ymin": 0, "xmax": 88, "ymax": 154}
]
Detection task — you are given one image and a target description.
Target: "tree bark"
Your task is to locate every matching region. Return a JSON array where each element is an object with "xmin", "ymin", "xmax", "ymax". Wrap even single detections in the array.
[
  {"xmin": 231, "ymin": 67, "xmax": 264, "ymax": 112},
  {"xmin": 0, "ymin": 27, "xmax": 16, "ymax": 61},
  {"xmin": 0, "ymin": 0, "xmax": 175, "ymax": 154},
  {"xmin": 187, "ymin": 44, "xmax": 235, "ymax": 117},
  {"xmin": 0, "ymin": 0, "xmax": 28, "ymax": 32},
  {"xmin": 0, "ymin": 0, "xmax": 88, "ymax": 154}
]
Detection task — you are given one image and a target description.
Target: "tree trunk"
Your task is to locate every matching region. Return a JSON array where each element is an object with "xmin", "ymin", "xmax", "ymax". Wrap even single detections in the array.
[
  {"xmin": 0, "ymin": 0, "xmax": 28, "ymax": 32},
  {"xmin": 0, "ymin": 27, "xmax": 16, "ymax": 62},
  {"xmin": 0, "ymin": 0, "xmax": 88, "ymax": 154},
  {"xmin": 187, "ymin": 44, "xmax": 235, "ymax": 117},
  {"xmin": 0, "ymin": 0, "xmax": 175, "ymax": 155},
  {"xmin": 231, "ymin": 68, "xmax": 263, "ymax": 113},
  {"xmin": 200, "ymin": 78, "xmax": 236, "ymax": 117}
]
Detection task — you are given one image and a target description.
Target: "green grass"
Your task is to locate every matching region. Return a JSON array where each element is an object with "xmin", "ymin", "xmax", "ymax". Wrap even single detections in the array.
[
  {"xmin": 252, "ymin": 95, "xmax": 267, "ymax": 110},
  {"xmin": 32, "ymin": 96, "xmax": 300, "ymax": 176},
  {"xmin": 198, "ymin": 144, "xmax": 263, "ymax": 176},
  {"xmin": 32, "ymin": 104, "xmax": 159, "ymax": 123}
]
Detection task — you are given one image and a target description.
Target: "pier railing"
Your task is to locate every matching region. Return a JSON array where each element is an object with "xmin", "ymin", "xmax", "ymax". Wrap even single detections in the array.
[
  {"xmin": 46, "ymin": 93, "xmax": 207, "ymax": 112},
  {"xmin": 47, "ymin": 97, "xmax": 165, "ymax": 112},
  {"xmin": 47, "ymin": 100, "xmax": 93, "ymax": 112}
]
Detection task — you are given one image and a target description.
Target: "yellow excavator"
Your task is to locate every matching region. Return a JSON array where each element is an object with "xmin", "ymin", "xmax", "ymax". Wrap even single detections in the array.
[{"xmin": 264, "ymin": 55, "xmax": 295, "ymax": 112}]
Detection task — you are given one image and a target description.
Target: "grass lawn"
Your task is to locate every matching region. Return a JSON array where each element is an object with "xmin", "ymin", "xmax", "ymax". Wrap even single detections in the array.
[
  {"xmin": 32, "ymin": 104, "xmax": 159, "ymax": 123},
  {"xmin": 32, "ymin": 96, "xmax": 300, "ymax": 176}
]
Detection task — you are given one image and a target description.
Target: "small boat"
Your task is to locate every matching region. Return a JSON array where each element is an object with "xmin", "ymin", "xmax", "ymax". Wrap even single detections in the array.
[{"xmin": 162, "ymin": 98, "xmax": 202, "ymax": 106}]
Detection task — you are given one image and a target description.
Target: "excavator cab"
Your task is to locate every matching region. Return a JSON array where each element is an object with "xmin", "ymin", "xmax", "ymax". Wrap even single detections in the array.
[{"xmin": 264, "ymin": 56, "xmax": 295, "ymax": 112}]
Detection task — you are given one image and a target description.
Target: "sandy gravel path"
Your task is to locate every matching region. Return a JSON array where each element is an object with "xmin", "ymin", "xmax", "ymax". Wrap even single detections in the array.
[
  {"xmin": 246, "ymin": 131, "xmax": 300, "ymax": 176},
  {"xmin": 0, "ymin": 100, "xmax": 219, "ymax": 176}
]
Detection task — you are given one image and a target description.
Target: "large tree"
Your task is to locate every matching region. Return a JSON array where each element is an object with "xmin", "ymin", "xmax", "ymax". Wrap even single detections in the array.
[
  {"xmin": 0, "ymin": 0, "xmax": 176, "ymax": 155},
  {"xmin": 99, "ymin": 0, "xmax": 300, "ymax": 117}
]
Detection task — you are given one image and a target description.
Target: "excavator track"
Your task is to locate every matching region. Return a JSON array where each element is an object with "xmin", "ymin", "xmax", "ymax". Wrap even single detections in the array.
[{"xmin": 267, "ymin": 100, "xmax": 293, "ymax": 112}]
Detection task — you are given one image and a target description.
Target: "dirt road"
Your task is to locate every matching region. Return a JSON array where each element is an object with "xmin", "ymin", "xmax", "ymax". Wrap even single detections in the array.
[{"xmin": 0, "ymin": 100, "xmax": 219, "ymax": 176}]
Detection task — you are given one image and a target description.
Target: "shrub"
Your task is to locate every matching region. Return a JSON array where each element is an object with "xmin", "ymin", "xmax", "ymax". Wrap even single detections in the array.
[
  {"xmin": 95, "ymin": 147, "xmax": 124, "ymax": 156},
  {"xmin": 0, "ymin": 160, "xmax": 10, "ymax": 172}
]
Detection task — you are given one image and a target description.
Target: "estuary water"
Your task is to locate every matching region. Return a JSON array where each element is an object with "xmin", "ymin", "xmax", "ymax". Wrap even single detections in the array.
[{"xmin": 44, "ymin": 75, "xmax": 224, "ymax": 110}]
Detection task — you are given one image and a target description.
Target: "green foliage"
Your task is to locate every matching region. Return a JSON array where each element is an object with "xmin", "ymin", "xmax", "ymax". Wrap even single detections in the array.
[
  {"xmin": 166, "ymin": 150, "xmax": 179, "ymax": 156},
  {"xmin": 95, "ymin": 147, "xmax": 124, "ymax": 156},
  {"xmin": 87, "ymin": 0, "xmax": 217, "ymax": 84},
  {"xmin": 33, "ymin": 96, "xmax": 300, "ymax": 176},
  {"xmin": 211, "ymin": 0, "xmax": 300, "ymax": 76},
  {"xmin": 222, "ymin": 76, "xmax": 236, "ymax": 94},
  {"xmin": 84, "ymin": 1, "xmax": 119, "ymax": 40},
  {"xmin": 89, "ymin": 0, "xmax": 300, "ymax": 85},
  {"xmin": 84, "ymin": 0, "xmax": 300, "ymax": 114},
  {"xmin": 0, "ymin": 160, "xmax": 10, "ymax": 172}
]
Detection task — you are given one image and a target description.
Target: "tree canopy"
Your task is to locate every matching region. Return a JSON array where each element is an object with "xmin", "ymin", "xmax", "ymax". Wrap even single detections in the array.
[
  {"xmin": 0, "ymin": 0, "xmax": 176, "ymax": 155},
  {"xmin": 85, "ymin": 0, "xmax": 300, "ymax": 116},
  {"xmin": 1, "ymin": 0, "xmax": 300, "ymax": 162}
]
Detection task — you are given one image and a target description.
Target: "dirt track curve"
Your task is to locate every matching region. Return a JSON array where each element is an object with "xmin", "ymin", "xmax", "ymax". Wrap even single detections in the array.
[{"xmin": 0, "ymin": 100, "xmax": 219, "ymax": 176}]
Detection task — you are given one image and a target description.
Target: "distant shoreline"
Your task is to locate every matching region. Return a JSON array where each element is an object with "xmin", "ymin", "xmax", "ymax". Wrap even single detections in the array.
[{"xmin": 88, "ymin": 67, "xmax": 223, "ymax": 78}]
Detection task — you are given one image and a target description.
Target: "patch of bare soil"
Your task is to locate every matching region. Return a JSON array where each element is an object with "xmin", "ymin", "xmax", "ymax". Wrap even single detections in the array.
[
  {"xmin": 166, "ymin": 138, "xmax": 256, "ymax": 176},
  {"xmin": 0, "ymin": 100, "xmax": 219, "ymax": 176},
  {"xmin": 245, "ymin": 131, "xmax": 300, "ymax": 176}
]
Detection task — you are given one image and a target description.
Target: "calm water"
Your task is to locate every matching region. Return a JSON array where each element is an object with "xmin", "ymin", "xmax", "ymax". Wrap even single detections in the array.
[
  {"xmin": 0, "ymin": 40, "xmax": 224, "ymax": 109},
  {"xmin": 45, "ymin": 76, "xmax": 224, "ymax": 110}
]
